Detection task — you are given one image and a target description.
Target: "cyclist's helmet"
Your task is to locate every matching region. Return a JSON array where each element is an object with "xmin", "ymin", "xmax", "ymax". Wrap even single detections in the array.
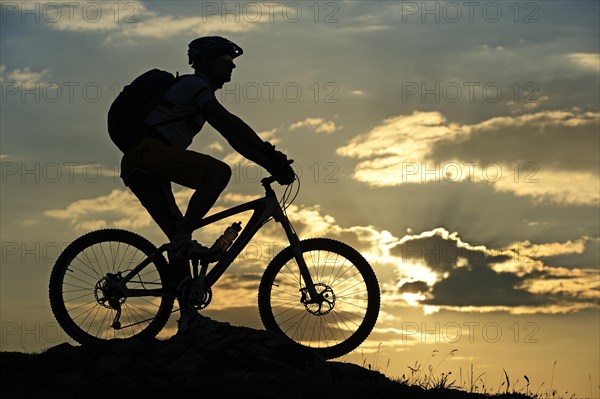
[{"xmin": 188, "ymin": 36, "xmax": 243, "ymax": 68}]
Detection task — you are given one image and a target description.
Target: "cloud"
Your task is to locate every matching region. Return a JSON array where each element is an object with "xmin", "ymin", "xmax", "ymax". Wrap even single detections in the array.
[
  {"xmin": 222, "ymin": 151, "xmax": 246, "ymax": 166},
  {"xmin": 22, "ymin": 1, "xmax": 264, "ymax": 45},
  {"xmin": 44, "ymin": 189, "xmax": 153, "ymax": 231},
  {"xmin": 337, "ymin": 111, "xmax": 461, "ymax": 160},
  {"xmin": 388, "ymin": 228, "xmax": 599, "ymax": 314},
  {"xmin": 337, "ymin": 110, "xmax": 600, "ymax": 205},
  {"xmin": 426, "ymin": 265, "xmax": 544, "ymax": 308},
  {"xmin": 337, "ymin": 13, "xmax": 393, "ymax": 32},
  {"xmin": 397, "ymin": 280, "xmax": 429, "ymax": 294},
  {"xmin": 221, "ymin": 192, "xmax": 259, "ymax": 204},
  {"xmin": 109, "ymin": 14, "xmax": 257, "ymax": 44},
  {"xmin": 431, "ymin": 110, "xmax": 600, "ymax": 171},
  {"xmin": 0, "ymin": 66, "xmax": 51, "ymax": 85},
  {"xmin": 492, "ymin": 169, "xmax": 599, "ymax": 206},
  {"xmin": 208, "ymin": 273, "xmax": 263, "ymax": 310},
  {"xmin": 567, "ymin": 53, "xmax": 600, "ymax": 72},
  {"xmin": 506, "ymin": 95, "xmax": 550, "ymax": 114},
  {"xmin": 218, "ymin": 128, "xmax": 281, "ymax": 167},
  {"xmin": 520, "ymin": 237, "xmax": 588, "ymax": 257},
  {"xmin": 336, "ymin": 111, "xmax": 466, "ymax": 186},
  {"xmin": 258, "ymin": 128, "xmax": 280, "ymax": 145},
  {"xmin": 290, "ymin": 117, "xmax": 338, "ymax": 134},
  {"xmin": 393, "ymin": 228, "xmax": 510, "ymax": 274},
  {"xmin": 204, "ymin": 141, "xmax": 225, "ymax": 153}
]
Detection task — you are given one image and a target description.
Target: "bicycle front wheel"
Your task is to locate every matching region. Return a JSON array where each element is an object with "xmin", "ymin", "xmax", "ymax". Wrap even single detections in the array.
[
  {"xmin": 258, "ymin": 238, "xmax": 380, "ymax": 359},
  {"xmin": 49, "ymin": 229, "xmax": 175, "ymax": 347}
]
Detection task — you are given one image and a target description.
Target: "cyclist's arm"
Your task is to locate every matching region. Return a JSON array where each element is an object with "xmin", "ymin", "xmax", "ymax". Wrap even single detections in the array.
[{"xmin": 200, "ymin": 98, "xmax": 270, "ymax": 169}]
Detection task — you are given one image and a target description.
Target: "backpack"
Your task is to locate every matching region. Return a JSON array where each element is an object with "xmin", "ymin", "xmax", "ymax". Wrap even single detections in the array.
[{"xmin": 107, "ymin": 69, "xmax": 189, "ymax": 152}]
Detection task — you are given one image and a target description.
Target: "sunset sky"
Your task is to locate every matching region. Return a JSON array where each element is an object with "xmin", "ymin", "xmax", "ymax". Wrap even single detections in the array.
[{"xmin": 1, "ymin": 1, "xmax": 598, "ymax": 396}]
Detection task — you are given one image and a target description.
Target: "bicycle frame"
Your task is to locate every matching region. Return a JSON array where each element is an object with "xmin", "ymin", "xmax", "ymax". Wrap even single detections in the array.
[{"xmin": 117, "ymin": 178, "xmax": 319, "ymax": 300}]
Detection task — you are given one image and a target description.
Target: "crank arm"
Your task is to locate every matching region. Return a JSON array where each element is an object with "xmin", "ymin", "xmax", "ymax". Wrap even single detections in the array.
[{"xmin": 191, "ymin": 261, "xmax": 210, "ymax": 300}]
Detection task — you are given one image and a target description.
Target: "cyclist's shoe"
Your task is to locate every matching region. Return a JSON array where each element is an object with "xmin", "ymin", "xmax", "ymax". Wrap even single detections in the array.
[{"xmin": 168, "ymin": 234, "xmax": 212, "ymax": 261}]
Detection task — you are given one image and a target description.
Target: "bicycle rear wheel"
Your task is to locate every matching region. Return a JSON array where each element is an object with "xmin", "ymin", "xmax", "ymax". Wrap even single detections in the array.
[
  {"xmin": 49, "ymin": 229, "xmax": 174, "ymax": 347},
  {"xmin": 258, "ymin": 238, "xmax": 380, "ymax": 359}
]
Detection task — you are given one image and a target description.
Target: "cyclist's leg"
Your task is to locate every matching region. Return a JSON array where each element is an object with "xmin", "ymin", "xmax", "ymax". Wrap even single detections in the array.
[
  {"xmin": 126, "ymin": 138, "xmax": 231, "ymax": 235},
  {"xmin": 119, "ymin": 181, "xmax": 191, "ymax": 327},
  {"xmin": 121, "ymin": 170, "xmax": 183, "ymax": 240},
  {"xmin": 178, "ymin": 158, "xmax": 230, "ymax": 234},
  {"xmin": 121, "ymin": 144, "xmax": 189, "ymax": 284}
]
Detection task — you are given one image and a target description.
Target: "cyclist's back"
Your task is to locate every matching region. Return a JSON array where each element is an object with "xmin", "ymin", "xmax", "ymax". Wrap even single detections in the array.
[{"xmin": 143, "ymin": 71, "xmax": 214, "ymax": 149}]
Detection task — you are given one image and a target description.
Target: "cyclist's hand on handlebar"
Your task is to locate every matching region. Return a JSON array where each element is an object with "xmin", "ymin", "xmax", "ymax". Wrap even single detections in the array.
[
  {"xmin": 273, "ymin": 160, "xmax": 295, "ymax": 185},
  {"xmin": 262, "ymin": 142, "xmax": 295, "ymax": 185}
]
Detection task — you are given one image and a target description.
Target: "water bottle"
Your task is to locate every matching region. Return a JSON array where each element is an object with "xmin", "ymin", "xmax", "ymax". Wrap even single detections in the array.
[{"xmin": 211, "ymin": 222, "xmax": 242, "ymax": 252}]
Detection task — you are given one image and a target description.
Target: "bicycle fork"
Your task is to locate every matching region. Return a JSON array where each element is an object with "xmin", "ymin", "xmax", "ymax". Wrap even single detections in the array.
[{"xmin": 275, "ymin": 213, "xmax": 320, "ymax": 302}]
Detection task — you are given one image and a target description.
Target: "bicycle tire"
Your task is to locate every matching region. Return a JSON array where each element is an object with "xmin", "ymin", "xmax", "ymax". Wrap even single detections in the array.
[
  {"xmin": 258, "ymin": 238, "xmax": 380, "ymax": 359},
  {"xmin": 49, "ymin": 229, "xmax": 174, "ymax": 347}
]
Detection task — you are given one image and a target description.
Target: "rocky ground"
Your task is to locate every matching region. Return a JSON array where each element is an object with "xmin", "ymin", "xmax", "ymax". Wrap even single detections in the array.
[{"xmin": 1, "ymin": 316, "xmax": 531, "ymax": 399}]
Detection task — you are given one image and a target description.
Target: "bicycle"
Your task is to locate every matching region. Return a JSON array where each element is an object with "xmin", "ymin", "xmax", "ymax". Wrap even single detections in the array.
[{"xmin": 49, "ymin": 173, "xmax": 380, "ymax": 359}]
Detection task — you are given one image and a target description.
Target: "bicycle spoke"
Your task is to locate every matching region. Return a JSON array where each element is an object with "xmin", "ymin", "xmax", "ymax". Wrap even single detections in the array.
[
  {"xmin": 87, "ymin": 245, "xmax": 106, "ymax": 278},
  {"xmin": 114, "ymin": 242, "xmax": 130, "ymax": 273},
  {"xmin": 274, "ymin": 302, "xmax": 304, "ymax": 320},
  {"xmin": 289, "ymin": 311, "xmax": 307, "ymax": 341},
  {"xmin": 275, "ymin": 270, "xmax": 301, "ymax": 285},
  {"xmin": 63, "ymin": 291, "xmax": 95, "ymax": 303},
  {"xmin": 328, "ymin": 257, "xmax": 349, "ymax": 286},
  {"xmin": 335, "ymin": 288, "xmax": 369, "ymax": 298},
  {"xmin": 273, "ymin": 278, "xmax": 301, "ymax": 291},
  {"xmin": 284, "ymin": 261, "xmax": 302, "ymax": 286},
  {"xmin": 329, "ymin": 264, "xmax": 359, "ymax": 287},
  {"xmin": 332, "ymin": 308, "xmax": 362, "ymax": 327},
  {"xmin": 65, "ymin": 263, "xmax": 101, "ymax": 285},
  {"xmin": 78, "ymin": 303, "xmax": 100, "ymax": 333},
  {"xmin": 271, "ymin": 298, "xmax": 302, "ymax": 309},
  {"xmin": 334, "ymin": 279, "xmax": 365, "ymax": 296},
  {"xmin": 99, "ymin": 242, "xmax": 112, "ymax": 278},
  {"xmin": 67, "ymin": 297, "xmax": 101, "ymax": 315},
  {"xmin": 330, "ymin": 310, "xmax": 351, "ymax": 339},
  {"xmin": 271, "ymin": 288, "xmax": 302, "ymax": 299},
  {"xmin": 336, "ymin": 298, "xmax": 369, "ymax": 310},
  {"xmin": 122, "ymin": 306, "xmax": 138, "ymax": 333},
  {"xmin": 95, "ymin": 308, "xmax": 110, "ymax": 338},
  {"xmin": 74, "ymin": 250, "xmax": 103, "ymax": 280},
  {"xmin": 325, "ymin": 314, "xmax": 342, "ymax": 345}
]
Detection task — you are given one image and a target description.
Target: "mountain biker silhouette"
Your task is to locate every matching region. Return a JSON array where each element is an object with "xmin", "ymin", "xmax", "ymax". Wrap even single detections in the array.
[{"xmin": 118, "ymin": 36, "xmax": 295, "ymax": 331}]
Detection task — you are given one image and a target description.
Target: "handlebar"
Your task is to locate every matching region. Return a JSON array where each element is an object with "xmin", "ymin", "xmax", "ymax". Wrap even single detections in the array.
[
  {"xmin": 261, "ymin": 159, "xmax": 294, "ymax": 185},
  {"xmin": 261, "ymin": 159, "xmax": 295, "ymax": 191}
]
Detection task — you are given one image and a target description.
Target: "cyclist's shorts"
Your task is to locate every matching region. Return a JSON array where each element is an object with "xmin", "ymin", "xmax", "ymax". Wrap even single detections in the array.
[{"xmin": 120, "ymin": 138, "xmax": 213, "ymax": 189}]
